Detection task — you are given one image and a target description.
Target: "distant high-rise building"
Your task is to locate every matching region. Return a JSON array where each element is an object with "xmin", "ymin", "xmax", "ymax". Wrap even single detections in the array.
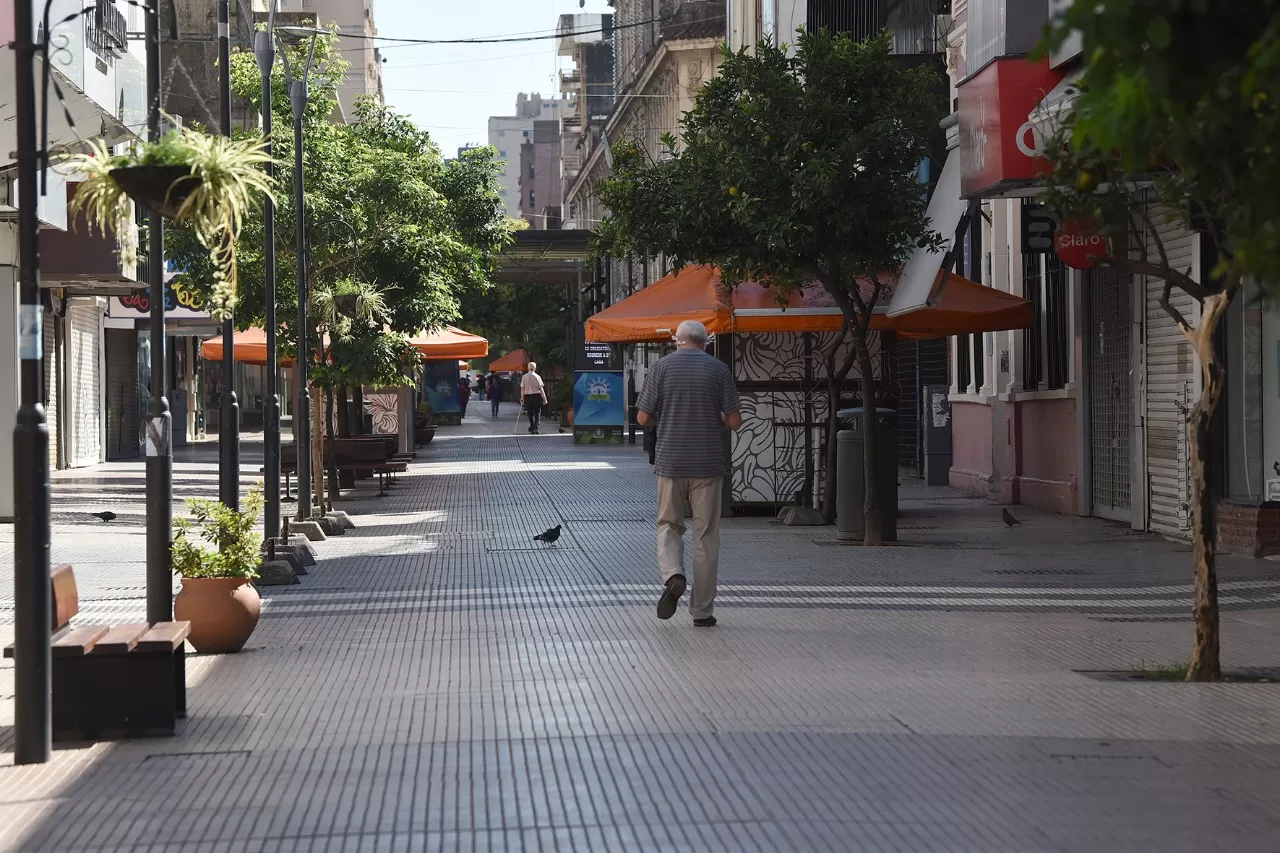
[{"xmin": 488, "ymin": 94, "xmax": 563, "ymax": 219}]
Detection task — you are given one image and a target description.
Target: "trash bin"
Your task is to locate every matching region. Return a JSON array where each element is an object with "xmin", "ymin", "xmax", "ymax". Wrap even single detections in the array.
[{"xmin": 835, "ymin": 407, "xmax": 898, "ymax": 542}]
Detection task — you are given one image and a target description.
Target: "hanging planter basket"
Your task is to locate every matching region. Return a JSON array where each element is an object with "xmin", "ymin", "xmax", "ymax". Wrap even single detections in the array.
[
  {"xmin": 109, "ymin": 165, "xmax": 201, "ymax": 220},
  {"xmin": 334, "ymin": 293, "xmax": 360, "ymax": 318}
]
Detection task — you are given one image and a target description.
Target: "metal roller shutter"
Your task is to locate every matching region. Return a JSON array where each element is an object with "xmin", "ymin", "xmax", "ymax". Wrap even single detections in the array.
[
  {"xmin": 43, "ymin": 309, "xmax": 57, "ymax": 469},
  {"xmin": 105, "ymin": 328, "xmax": 139, "ymax": 460},
  {"xmin": 68, "ymin": 301, "xmax": 102, "ymax": 467},
  {"xmin": 1143, "ymin": 208, "xmax": 1197, "ymax": 536}
]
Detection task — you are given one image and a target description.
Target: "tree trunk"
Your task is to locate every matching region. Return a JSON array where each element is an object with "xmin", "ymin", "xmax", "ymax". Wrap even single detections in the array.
[
  {"xmin": 1183, "ymin": 290, "xmax": 1231, "ymax": 681},
  {"xmin": 821, "ymin": 371, "xmax": 840, "ymax": 523},
  {"xmin": 312, "ymin": 390, "xmax": 325, "ymax": 516},
  {"xmin": 325, "ymin": 386, "xmax": 339, "ymax": 501},
  {"xmin": 353, "ymin": 386, "xmax": 366, "ymax": 435},
  {"xmin": 853, "ymin": 328, "xmax": 882, "ymax": 545},
  {"xmin": 337, "ymin": 386, "xmax": 351, "ymax": 438}
]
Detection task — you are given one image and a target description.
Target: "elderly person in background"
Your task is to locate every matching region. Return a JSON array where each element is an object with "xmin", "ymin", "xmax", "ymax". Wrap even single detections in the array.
[
  {"xmin": 519, "ymin": 360, "xmax": 547, "ymax": 434},
  {"xmin": 636, "ymin": 320, "xmax": 741, "ymax": 627}
]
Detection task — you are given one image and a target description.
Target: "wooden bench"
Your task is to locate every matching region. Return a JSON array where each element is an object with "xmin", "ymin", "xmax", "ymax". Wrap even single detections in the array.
[
  {"xmin": 259, "ymin": 443, "xmax": 299, "ymax": 500},
  {"xmin": 328, "ymin": 438, "xmax": 407, "ymax": 496},
  {"xmin": 3, "ymin": 565, "xmax": 190, "ymax": 741}
]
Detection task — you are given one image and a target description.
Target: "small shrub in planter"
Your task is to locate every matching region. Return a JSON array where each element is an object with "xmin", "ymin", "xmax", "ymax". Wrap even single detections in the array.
[
  {"xmin": 171, "ymin": 486, "xmax": 265, "ymax": 653},
  {"xmin": 62, "ymin": 126, "xmax": 275, "ymax": 320}
]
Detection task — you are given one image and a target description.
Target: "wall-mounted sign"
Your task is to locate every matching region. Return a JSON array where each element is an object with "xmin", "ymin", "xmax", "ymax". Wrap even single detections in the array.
[
  {"xmin": 1021, "ymin": 203, "xmax": 1058, "ymax": 254},
  {"xmin": 108, "ymin": 274, "xmax": 211, "ymax": 320},
  {"xmin": 1054, "ymin": 218, "xmax": 1109, "ymax": 269},
  {"xmin": 958, "ymin": 57, "xmax": 1067, "ymax": 198}
]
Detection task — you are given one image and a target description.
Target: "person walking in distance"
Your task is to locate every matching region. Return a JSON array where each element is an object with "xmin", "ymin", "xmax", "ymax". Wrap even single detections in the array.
[
  {"xmin": 488, "ymin": 374, "xmax": 502, "ymax": 419},
  {"xmin": 520, "ymin": 361, "xmax": 548, "ymax": 434},
  {"xmin": 458, "ymin": 375, "xmax": 472, "ymax": 420},
  {"xmin": 637, "ymin": 321, "xmax": 741, "ymax": 627}
]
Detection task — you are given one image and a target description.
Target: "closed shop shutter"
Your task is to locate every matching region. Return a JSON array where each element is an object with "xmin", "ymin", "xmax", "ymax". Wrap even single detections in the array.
[
  {"xmin": 105, "ymin": 328, "xmax": 139, "ymax": 460},
  {"xmin": 43, "ymin": 310, "xmax": 57, "ymax": 469},
  {"xmin": 1144, "ymin": 208, "xmax": 1197, "ymax": 536},
  {"xmin": 68, "ymin": 301, "xmax": 102, "ymax": 467}
]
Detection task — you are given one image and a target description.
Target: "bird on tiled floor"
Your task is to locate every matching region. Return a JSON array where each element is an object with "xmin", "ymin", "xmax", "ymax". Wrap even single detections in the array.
[
  {"xmin": 1002, "ymin": 508, "xmax": 1021, "ymax": 529},
  {"xmin": 92, "ymin": 511, "xmax": 117, "ymax": 522},
  {"xmin": 534, "ymin": 524, "xmax": 562, "ymax": 545}
]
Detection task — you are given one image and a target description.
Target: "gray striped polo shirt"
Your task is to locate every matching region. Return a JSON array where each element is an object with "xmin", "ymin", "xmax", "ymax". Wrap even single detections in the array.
[{"xmin": 636, "ymin": 347, "xmax": 741, "ymax": 479}]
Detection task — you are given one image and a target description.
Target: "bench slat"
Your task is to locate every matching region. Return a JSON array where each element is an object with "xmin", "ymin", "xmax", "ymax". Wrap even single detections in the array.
[
  {"xmin": 135, "ymin": 621, "xmax": 191, "ymax": 653},
  {"xmin": 90, "ymin": 623, "xmax": 150, "ymax": 655},
  {"xmin": 53, "ymin": 625, "xmax": 111, "ymax": 657}
]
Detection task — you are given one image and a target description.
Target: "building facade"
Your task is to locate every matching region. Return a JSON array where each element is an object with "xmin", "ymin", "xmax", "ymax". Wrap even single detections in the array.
[
  {"xmin": 557, "ymin": 13, "xmax": 615, "ymax": 228},
  {"xmin": 488, "ymin": 94, "xmax": 564, "ymax": 219}
]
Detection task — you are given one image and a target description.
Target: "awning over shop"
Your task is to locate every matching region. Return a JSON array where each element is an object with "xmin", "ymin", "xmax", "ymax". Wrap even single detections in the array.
[
  {"xmin": 408, "ymin": 325, "xmax": 489, "ymax": 360},
  {"xmin": 887, "ymin": 153, "xmax": 969, "ymax": 317},
  {"xmin": 488, "ymin": 348, "xmax": 530, "ymax": 372},
  {"xmin": 584, "ymin": 264, "xmax": 1033, "ymax": 343},
  {"xmin": 199, "ymin": 327, "xmax": 292, "ymax": 366}
]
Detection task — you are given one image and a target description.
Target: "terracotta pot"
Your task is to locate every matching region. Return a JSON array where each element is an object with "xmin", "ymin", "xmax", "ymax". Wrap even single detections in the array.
[{"xmin": 174, "ymin": 577, "xmax": 261, "ymax": 653}]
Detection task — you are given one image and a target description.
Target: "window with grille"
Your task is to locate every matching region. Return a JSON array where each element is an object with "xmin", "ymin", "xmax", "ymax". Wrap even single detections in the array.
[
  {"xmin": 956, "ymin": 334, "xmax": 971, "ymax": 391},
  {"xmin": 1022, "ymin": 253, "xmax": 1043, "ymax": 390},
  {"xmin": 1045, "ymin": 254, "xmax": 1069, "ymax": 389}
]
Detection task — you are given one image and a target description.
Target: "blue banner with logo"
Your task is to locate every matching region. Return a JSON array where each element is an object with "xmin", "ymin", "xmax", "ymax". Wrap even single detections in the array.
[
  {"xmin": 573, "ymin": 371, "xmax": 624, "ymax": 427},
  {"xmin": 421, "ymin": 360, "xmax": 461, "ymax": 414}
]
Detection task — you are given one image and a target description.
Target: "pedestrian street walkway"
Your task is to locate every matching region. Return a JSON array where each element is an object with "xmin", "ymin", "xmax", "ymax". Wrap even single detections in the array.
[{"xmin": 1, "ymin": 404, "xmax": 1279, "ymax": 851}]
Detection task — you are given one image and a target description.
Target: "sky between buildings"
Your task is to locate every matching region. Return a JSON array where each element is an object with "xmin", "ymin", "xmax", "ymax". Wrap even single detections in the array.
[{"xmin": 377, "ymin": 0, "xmax": 615, "ymax": 156}]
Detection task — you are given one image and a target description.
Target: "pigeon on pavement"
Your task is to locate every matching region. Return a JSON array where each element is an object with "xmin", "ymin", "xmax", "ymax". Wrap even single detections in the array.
[
  {"xmin": 1001, "ymin": 508, "xmax": 1021, "ymax": 529},
  {"xmin": 533, "ymin": 524, "xmax": 563, "ymax": 546},
  {"xmin": 92, "ymin": 511, "xmax": 117, "ymax": 523}
]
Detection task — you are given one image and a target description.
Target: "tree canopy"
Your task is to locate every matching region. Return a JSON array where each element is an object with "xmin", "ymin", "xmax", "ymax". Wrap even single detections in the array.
[{"xmin": 168, "ymin": 28, "xmax": 510, "ymax": 364}]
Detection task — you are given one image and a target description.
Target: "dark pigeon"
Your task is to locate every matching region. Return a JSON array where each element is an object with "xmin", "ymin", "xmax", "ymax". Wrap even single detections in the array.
[
  {"xmin": 92, "ymin": 511, "xmax": 117, "ymax": 523},
  {"xmin": 1001, "ymin": 508, "xmax": 1021, "ymax": 529},
  {"xmin": 533, "ymin": 524, "xmax": 562, "ymax": 546}
]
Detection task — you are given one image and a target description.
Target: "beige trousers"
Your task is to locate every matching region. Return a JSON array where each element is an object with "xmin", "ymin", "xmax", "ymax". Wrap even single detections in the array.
[{"xmin": 657, "ymin": 476, "xmax": 723, "ymax": 620}]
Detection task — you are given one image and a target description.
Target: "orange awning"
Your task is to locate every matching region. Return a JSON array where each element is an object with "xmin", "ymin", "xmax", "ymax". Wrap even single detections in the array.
[
  {"xmin": 200, "ymin": 327, "xmax": 294, "ymax": 366},
  {"xmin": 583, "ymin": 265, "xmax": 1032, "ymax": 343},
  {"xmin": 488, "ymin": 348, "xmax": 530, "ymax": 372},
  {"xmin": 408, "ymin": 325, "xmax": 489, "ymax": 360}
]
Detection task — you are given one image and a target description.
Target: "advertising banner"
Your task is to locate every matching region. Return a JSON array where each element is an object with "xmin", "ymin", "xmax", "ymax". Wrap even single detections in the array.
[
  {"xmin": 108, "ymin": 264, "xmax": 211, "ymax": 320},
  {"xmin": 421, "ymin": 360, "xmax": 461, "ymax": 414},
  {"xmin": 573, "ymin": 370, "xmax": 624, "ymax": 444}
]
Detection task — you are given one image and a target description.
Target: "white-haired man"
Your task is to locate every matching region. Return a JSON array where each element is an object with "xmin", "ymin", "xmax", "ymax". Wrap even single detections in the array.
[
  {"xmin": 636, "ymin": 320, "xmax": 742, "ymax": 627},
  {"xmin": 519, "ymin": 360, "xmax": 547, "ymax": 434}
]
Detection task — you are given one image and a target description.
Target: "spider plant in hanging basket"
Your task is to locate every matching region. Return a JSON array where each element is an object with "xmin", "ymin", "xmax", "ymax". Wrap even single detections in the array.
[{"xmin": 62, "ymin": 126, "xmax": 276, "ymax": 321}]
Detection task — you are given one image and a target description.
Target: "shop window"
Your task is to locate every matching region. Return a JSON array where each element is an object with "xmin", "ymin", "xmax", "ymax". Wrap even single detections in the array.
[
  {"xmin": 1225, "ymin": 277, "xmax": 1267, "ymax": 503},
  {"xmin": 956, "ymin": 334, "xmax": 971, "ymax": 391}
]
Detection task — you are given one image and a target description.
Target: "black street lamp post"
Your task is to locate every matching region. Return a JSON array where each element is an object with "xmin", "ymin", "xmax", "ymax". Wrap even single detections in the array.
[
  {"xmin": 277, "ymin": 26, "xmax": 323, "ymax": 522},
  {"xmin": 143, "ymin": 0, "xmax": 171, "ymax": 631},
  {"xmin": 13, "ymin": 0, "xmax": 52, "ymax": 766},
  {"xmin": 255, "ymin": 3, "xmax": 280, "ymax": 541},
  {"xmin": 217, "ymin": 0, "xmax": 239, "ymax": 510}
]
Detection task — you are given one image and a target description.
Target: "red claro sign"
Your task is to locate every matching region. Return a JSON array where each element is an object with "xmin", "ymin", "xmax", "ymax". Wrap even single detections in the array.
[{"xmin": 1054, "ymin": 220, "xmax": 1109, "ymax": 269}]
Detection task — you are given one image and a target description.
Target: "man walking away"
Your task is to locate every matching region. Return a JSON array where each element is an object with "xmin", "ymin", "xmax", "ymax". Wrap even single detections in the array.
[
  {"xmin": 488, "ymin": 374, "xmax": 502, "ymax": 419},
  {"xmin": 520, "ymin": 361, "xmax": 547, "ymax": 434},
  {"xmin": 637, "ymin": 320, "xmax": 741, "ymax": 627}
]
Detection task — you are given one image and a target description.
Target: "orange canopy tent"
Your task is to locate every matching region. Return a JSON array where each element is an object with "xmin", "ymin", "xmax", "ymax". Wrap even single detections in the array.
[
  {"xmin": 199, "ymin": 327, "xmax": 294, "ymax": 366},
  {"xmin": 408, "ymin": 326, "xmax": 489, "ymax": 360},
  {"xmin": 583, "ymin": 264, "xmax": 1033, "ymax": 343},
  {"xmin": 488, "ymin": 348, "xmax": 530, "ymax": 372}
]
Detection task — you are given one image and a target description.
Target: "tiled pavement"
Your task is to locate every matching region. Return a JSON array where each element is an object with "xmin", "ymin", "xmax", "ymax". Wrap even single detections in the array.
[{"xmin": 1, "ymin": 406, "xmax": 1279, "ymax": 852}]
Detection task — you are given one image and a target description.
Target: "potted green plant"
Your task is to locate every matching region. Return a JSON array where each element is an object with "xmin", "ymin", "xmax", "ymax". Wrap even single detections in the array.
[
  {"xmin": 62, "ymin": 126, "xmax": 275, "ymax": 320},
  {"xmin": 171, "ymin": 486, "xmax": 265, "ymax": 654},
  {"xmin": 414, "ymin": 401, "xmax": 437, "ymax": 445}
]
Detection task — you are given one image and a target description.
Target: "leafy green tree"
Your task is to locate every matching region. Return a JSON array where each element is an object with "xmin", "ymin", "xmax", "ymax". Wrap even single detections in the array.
[
  {"xmin": 168, "ymin": 28, "xmax": 509, "ymax": 400},
  {"xmin": 593, "ymin": 30, "xmax": 944, "ymax": 541},
  {"xmin": 1040, "ymin": 1, "xmax": 1280, "ymax": 680}
]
